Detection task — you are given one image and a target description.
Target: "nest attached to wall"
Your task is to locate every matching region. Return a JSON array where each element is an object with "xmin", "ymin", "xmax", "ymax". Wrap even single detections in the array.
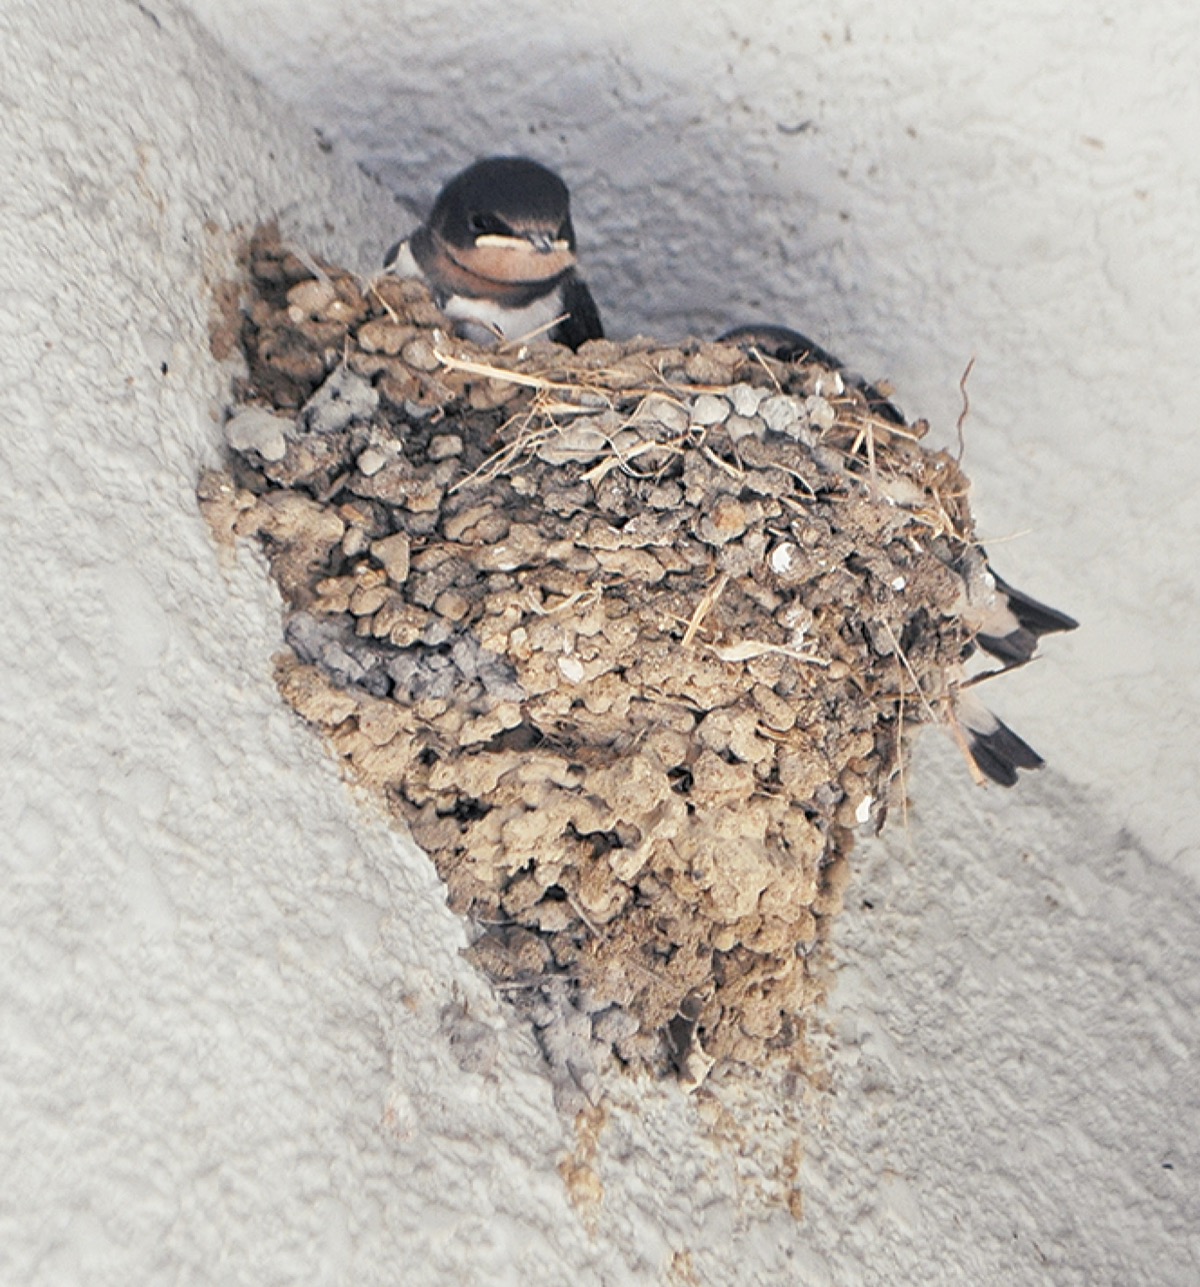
[{"xmin": 201, "ymin": 226, "xmax": 976, "ymax": 1090}]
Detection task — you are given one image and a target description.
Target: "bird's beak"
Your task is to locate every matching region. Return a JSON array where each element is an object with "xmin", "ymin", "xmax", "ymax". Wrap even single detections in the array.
[
  {"xmin": 473, "ymin": 231, "xmax": 572, "ymax": 257},
  {"xmin": 525, "ymin": 232, "xmax": 572, "ymax": 255}
]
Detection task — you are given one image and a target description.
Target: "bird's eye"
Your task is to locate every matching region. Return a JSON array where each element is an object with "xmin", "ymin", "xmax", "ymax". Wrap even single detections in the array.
[{"xmin": 469, "ymin": 212, "xmax": 512, "ymax": 237}]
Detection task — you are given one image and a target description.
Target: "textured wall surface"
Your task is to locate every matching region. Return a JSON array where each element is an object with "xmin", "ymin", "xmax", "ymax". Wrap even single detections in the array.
[
  {"xmin": 0, "ymin": 4, "xmax": 600, "ymax": 1284},
  {"xmin": 2, "ymin": 0, "xmax": 1197, "ymax": 1283}
]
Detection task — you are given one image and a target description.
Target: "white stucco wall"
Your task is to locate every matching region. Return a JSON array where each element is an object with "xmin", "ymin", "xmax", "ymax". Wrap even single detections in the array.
[{"xmin": 2, "ymin": 0, "xmax": 1197, "ymax": 1283}]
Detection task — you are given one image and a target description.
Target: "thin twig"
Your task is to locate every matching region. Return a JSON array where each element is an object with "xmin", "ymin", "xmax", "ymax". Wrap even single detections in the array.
[
  {"xmin": 956, "ymin": 356, "xmax": 976, "ymax": 464},
  {"xmin": 879, "ymin": 619, "xmax": 940, "ymax": 726},
  {"xmin": 434, "ymin": 350, "xmax": 563, "ymax": 390},
  {"xmin": 944, "ymin": 697, "xmax": 988, "ymax": 786},
  {"xmin": 499, "ymin": 312, "xmax": 570, "ymax": 350},
  {"xmin": 895, "ymin": 683, "xmax": 910, "ymax": 833},
  {"xmin": 682, "ymin": 573, "xmax": 730, "ymax": 648},
  {"xmin": 746, "ymin": 346, "xmax": 785, "ymax": 394},
  {"xmin": 707, "ymin": 639, "xmax": 829, "ymax": 666},
  {"xmin": 365, "ymin": 278, "xmax": 402, "ymax": 325},
  {"xmin": 701, "ymin": 445, "xmax": 745, "ymax": 481},
  {"xmin": 580, "ymin": 437, "xmax": 687, "ymax": 484}
]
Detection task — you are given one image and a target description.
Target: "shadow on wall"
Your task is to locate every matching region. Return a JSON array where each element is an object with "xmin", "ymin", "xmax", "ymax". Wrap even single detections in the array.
[{"xmin": 824, "ymin": 734, "xmax": 1200, "ymax": 1277}]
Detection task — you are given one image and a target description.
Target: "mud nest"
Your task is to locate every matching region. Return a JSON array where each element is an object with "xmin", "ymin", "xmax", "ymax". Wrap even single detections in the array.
[{"xmin": 201, "ymin": 226, "xmax": 979, "ymax": 1089}]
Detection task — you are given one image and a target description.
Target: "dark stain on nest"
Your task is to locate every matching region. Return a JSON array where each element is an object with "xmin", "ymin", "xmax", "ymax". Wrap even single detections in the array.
[{"xmin": 201, "ymin": 224, "xmax": 979, "ymax": 1096}]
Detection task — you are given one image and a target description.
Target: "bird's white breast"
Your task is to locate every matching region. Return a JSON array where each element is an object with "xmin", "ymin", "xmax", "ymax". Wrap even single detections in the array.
[
  {"xmin": 386, "ymin": 238, "xmax": 565, "ymax": 345},
  {"xmin": 442, "ymin": 290, "xmax": 565, "ymax": 346}
]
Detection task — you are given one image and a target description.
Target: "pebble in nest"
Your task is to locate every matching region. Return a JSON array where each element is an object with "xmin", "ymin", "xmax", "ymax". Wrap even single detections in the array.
[{"xmin": 203, "ymin": 155, "xmax": 1077, "ymax": 1093}]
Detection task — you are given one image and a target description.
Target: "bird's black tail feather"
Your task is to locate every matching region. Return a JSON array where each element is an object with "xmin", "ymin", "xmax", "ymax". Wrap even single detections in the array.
[
  {"xmin": 975, "ymin": 569, "xmax": 1079, "ymax": 667},
  {"xmin": 990, "ymin": 572, "xmax": 1080, "ymax": 639},
  {"xmin": 967, "ymin": 716, "xmax": 1045, "ymax": 787},
  {"xmin": 957, "ymin": 693, "xmax": 1046, "ymax": 787}
]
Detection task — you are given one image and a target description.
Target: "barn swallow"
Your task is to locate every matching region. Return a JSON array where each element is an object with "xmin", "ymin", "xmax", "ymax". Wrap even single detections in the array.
[
  {"xmin": 718, "ymin": 322, "xmax": 907, "ymax": 426},
  {"xmin": 952, "ymin": 549, "xmax": 1078, "ymax": 785},
  {"xmin": 384, "ymin": 156, "xmax": 604, "ymax": 351},
  {"xmin": 719, "ymin": 322, "xmax": 1078, "ymax": 786}
]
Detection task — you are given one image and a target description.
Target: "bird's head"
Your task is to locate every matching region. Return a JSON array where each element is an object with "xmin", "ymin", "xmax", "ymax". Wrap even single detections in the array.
[{"xmin": 429, "ymin": 156, "xmax": 579, "ymax": 286}]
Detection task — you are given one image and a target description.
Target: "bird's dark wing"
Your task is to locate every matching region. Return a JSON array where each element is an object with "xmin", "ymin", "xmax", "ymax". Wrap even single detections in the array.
[
  {"xmin": 717, "ymin": 323, "xmax": 907, "ymax": 426},
  {"xmin": 553, "ymin": 274, "xmax": 605, "ymax": 350},
  {"xmin": 717, "ymin": 322, "xmax": 845, "ymax": 370}
]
